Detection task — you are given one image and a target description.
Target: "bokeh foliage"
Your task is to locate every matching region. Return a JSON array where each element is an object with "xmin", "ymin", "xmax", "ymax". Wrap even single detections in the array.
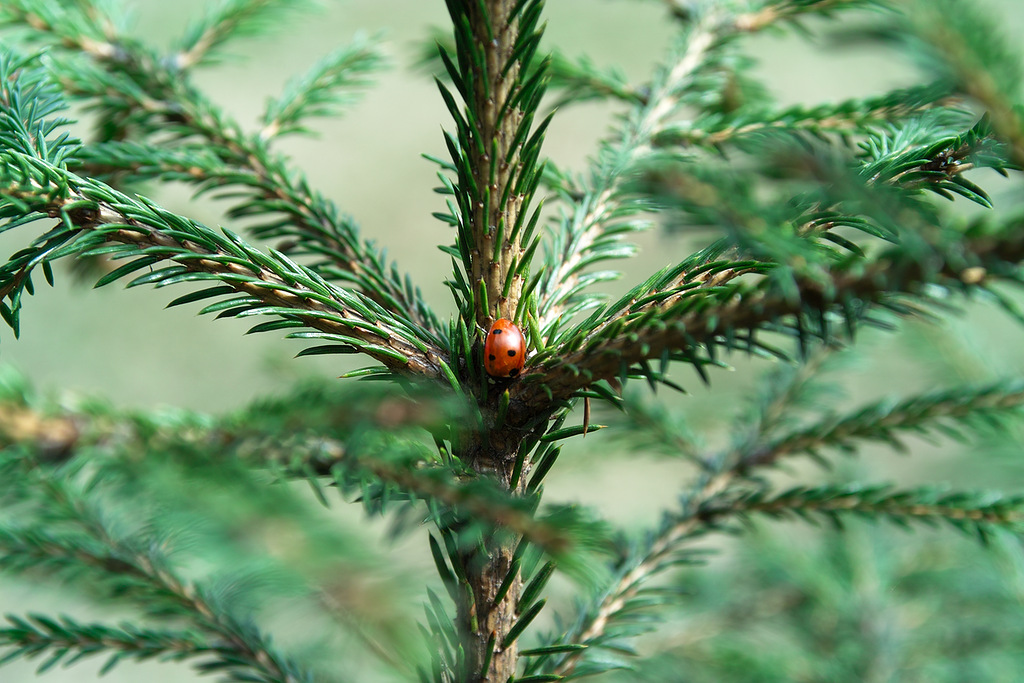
[{"xmin": 1, "ymin": 0, "xmax": 1024, "ymax": 681}]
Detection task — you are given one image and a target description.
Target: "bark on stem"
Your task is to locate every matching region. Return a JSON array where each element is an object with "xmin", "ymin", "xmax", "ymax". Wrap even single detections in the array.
[
  {"xmin": 454, "ymin": 388, "xmax": 553, "ymax": 681},
  {"xmin": 466, "ymin": 0, "xmax": 527, "ymax": 328},
  {"xmin": 456, "ymin": 430, "xmax": 525, "ymax": 682},
  {"xmin": 453, "ymin": 1, "xmax": 538, "ymax": 678}
]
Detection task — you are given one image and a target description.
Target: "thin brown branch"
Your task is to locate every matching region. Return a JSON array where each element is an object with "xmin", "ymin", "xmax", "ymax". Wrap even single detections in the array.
[
  {"xmin": 9, "ymin": 468, "xmax": 307, "ymax": 683},
  {"xmin": 669, "ymin": 95, "xmax": 960, "ymax": 148},
  {"xmin": 733, "ymin": 0, "xmax": 869, "ymax": 32},
  {"xmin": 11, "ymin": 3, "xmax": 438, "ymax": 335},
  {"xmin": 514, "ymin": 226, "xmax": 1024, "ymax": 411},
  {"xmin": 551, "ymin": 471, "xmax": 733, "ymax": 677},
  {"xmin": 303, "ymin": 442, "xmax": 573, "ymax": 556},
  {"xmin": 17, "ymin": 190, "xmax": 446, "ymax": 379},
  {"xmin": 744, "ymin": 385, "xmax": 1024, "ymax": 469},
  {"xmin": 537, "ymin": 18, "xmax": 721, "ymax": 332},
  {"xmin": 737, "ymin": 490, "xmax": 1024, "ymax": 526}
]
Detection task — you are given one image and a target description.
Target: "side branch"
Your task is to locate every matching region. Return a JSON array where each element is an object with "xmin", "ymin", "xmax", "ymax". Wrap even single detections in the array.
[
  {"xmin": 549, "ymin": 471, "xmax": 732, "ymax": 677},
  {"xmin": 744, "ymin": 382, "xmax": 1024, "ymax": 468},
  {"xmin": 0, "ymin": 496, "xmax": 312, "ymax": 683},
  {"xmin": 535, "ymin": 17, "xmax": 721, "ymax": 331},
  {"xmin": 733, "ymin": 0, "xmax": 873, "ymax": 33},
  {"xmin": 515, "ymin": 227, "xmax": 1024, "ymax": 408},
  {"xmin": 723, "ymin": 484, "xmax": 1024, "ymax": 532},
  {"xmin": 0, "ymin": 173, "xmax": 446, "ymax": 380},
  {"xmin": 0, "ymin": 390, "xmax": 576, "ymax": 556},
  {"xmin": 553, "ymin": 475, "xmax": 1024, "ymax": 676},
  {"xmin": 5, "ymin": 2, "xmax": 439, "ymax": 334},
  {"xmin": 0, "ymin": 614, "xmax": 211, "ymax": 674}
]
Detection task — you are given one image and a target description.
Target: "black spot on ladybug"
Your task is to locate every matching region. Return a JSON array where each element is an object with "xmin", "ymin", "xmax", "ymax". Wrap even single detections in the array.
[
  {"xmin": 507, "ymin": 349, "xmax": 517, "ymax": 357},
  {"xmin": 509, "ymin": 368, "xmax": 519, "ymax": 377},
  {"xmin": 492, "ymin": 328, "xmax": 503, "ymax": 335},
  {"xmin": 489, "ymin": 354, "xmax": 496, "ymax": 361}
]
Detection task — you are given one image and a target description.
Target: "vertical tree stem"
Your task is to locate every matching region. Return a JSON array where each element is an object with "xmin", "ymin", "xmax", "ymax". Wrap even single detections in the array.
[
  {"xmin": 456, "ymin": 431, "xmax": 525, "ymax": 682},
  {"xmin": 449, "ymin": 1, "xmax": 542, "ymax": 678},
  {"xmin": 466, "ymin": 0, "xmax": 527, "ymax": 328},
  {"xmin": 456, "ymin": 440, "xmax": 524, "ymax": 679}
]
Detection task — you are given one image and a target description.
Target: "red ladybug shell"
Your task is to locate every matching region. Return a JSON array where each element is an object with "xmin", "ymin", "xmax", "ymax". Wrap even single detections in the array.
[{"xmin": 484, "ymin": 319, "xmax": 526, "ymax": 378}]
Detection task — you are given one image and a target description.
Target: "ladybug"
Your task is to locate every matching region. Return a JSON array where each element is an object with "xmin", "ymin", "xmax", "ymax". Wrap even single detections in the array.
[{"xmin": 484, "ymin": 318, "xmax": 526, "ymax": 379}]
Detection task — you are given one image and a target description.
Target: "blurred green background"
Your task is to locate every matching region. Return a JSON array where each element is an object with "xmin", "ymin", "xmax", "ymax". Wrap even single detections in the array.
[
  {"xmin": 3, "ymin": 0, "xmax": 1024, "ymax": 681},
  {"xmin": 6, "ymin": 0, "xmax": 1021, "ymax": 413}
]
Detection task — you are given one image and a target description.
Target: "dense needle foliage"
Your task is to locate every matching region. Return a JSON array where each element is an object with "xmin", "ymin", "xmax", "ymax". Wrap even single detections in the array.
[{"xmin": 1, "ymin": 0, "xmax": 1024, "ymax": 681}]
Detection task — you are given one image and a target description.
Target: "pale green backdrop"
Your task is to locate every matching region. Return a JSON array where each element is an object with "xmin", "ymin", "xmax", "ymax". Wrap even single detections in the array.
[{"xmin": 2, "ymin": 1, "xmax": 1024, "ymax": 681}]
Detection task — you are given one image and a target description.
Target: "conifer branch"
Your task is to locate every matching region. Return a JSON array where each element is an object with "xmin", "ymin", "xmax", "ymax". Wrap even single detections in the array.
[
  {"xmin": 0, "ymin": 472, "xmax": 315, "ymax": 683},
  {"xmin": 548, "ymin": 468, "xmax": 1024, "ymax": 676},
  {"xmin": 516, "ymin": 220, "xmax": 1024, "ymax": 407},
  {"xmin": 535, "ymin": 15, "xmax": 723, "ymax": 333},
  {"xmin": 0, "ymin": 375, "xmax": 583, "ymax": 556},
  {"xmin": 0, "ymin": 157, "xmax": 446, "ymax": 378},
  {"xmin": 654, "ymin": 84, "xmax": 959, "ymax": 148},
  {"xmin": 733, "ymin": 0, "xmax": 877, "ymax": 33},
  {"xmin": 742, "ymin": 381, "xmax": 1024, "ymax": 469},
  {"xmin": 3, "ymin": 390, "xmax": 601, "ymax": 589},
  {"xmin": 3, "ymin": 2, "xmax": 1024, "ymax": 681},
  {"xmin": 2, "ymin": 2, "xmax": 440, "ymax": 336},
  {"xmin": 174, "ymin": 0, "xmax": 314, "ymax": 69},
  {"xmin": 226, "ymin": 378, "xmax": 594, "ymax": 562},
  {"xmin": 433, "ymin": 3, "xmax": 558, "ymax": 679},
  {"xmin": 603, "ymin": 114, "xmax": 1009, "ymax": 365},
  {"xmin": 546, "ymin": 374, "xmax": 1024, "ymax": 676},
  {"xmin": 546, "ymin": 471, "xmax": 732, "ymax": 678},
  {"xmin": 718, "ymin": 484, "xmax": 1024, "ymax": 536},
  {"xmin": 0, "ymin": 1, "xmax": 119, "ymax": 60},
  {"xmin": 858, "ymin": 116, "xmax": 1008, "ymax": 204},
  {"xmin": 550, "ymin": 353, "xmax": 838, "ymax": 674},
  {"xmin": 552, "ymin": 476, "xmax": 1024, "ymax": 676},
  {"xmin": 0, "ymin": 615, "xmax": 210, "ymax": 675},
  {"xmin": 904, "ymin": 0, "xmax": 1024, "ymax": 168},
  {"xmin": 438, "ymin": 0, "xmax": 549, "ymax": 328},
  {"xmin": 261, "ymin": 35, "xmax": 385, "ymax": 139},
  {"xmin": 534, "ymin": 0, "xmax": 883, "ymax": 336}
]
